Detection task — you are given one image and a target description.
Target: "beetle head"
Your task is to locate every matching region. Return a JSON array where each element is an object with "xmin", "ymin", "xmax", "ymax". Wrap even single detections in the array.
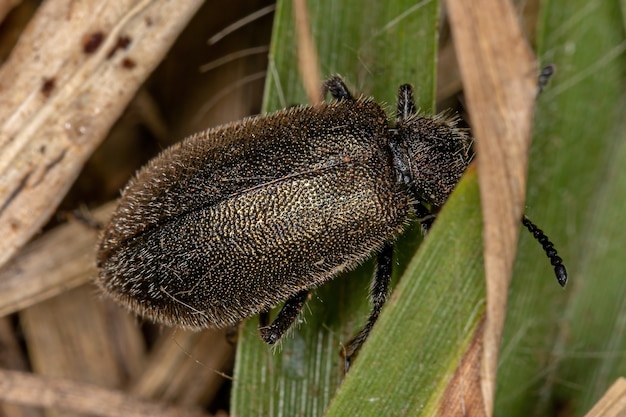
[{"xmin": 392, "ymin": 112, "xmax": 473, "ymax": 206}]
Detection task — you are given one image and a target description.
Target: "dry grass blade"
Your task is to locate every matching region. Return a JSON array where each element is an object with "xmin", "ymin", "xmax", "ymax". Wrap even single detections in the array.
[
  {"xmin": 438, "ymin": 320, "xmax": 486, "ymax": 416},
  {"xmin": 0, "ymin": 369, "xmax": 210, "ymax": 417},
  {"xmin": 0, "ymin": 0, "xmax": 204, "ymax": 268},
  {"xmin": 293, "ymin": 0, "xmax": 322, "ymax": 104},
  {"xmin": 19, "ymin": 284, "xmax": 147, "ymax": 397},
  {"xmin": 129, "ymin": 329, "xmax": 235, "ymax": 406},
  {"xmin": 0, "ymin": 202, "xmax": 114, "ymax": 317},
  {"xmin": 583, "ymin": 378, "xmax": 626, "ymax": 417},
  {"xmin": 446, "ymin": 0, "xmax": 539, "ymax": 414},
  {"xmin": 0, "ymin": 0, "xmax": 20, "ymax": 23}
]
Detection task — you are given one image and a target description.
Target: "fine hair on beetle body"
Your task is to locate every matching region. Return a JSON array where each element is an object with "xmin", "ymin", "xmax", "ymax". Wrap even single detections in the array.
[{"xmin": 96, "ymin": 75, "xmax": 567, "ymax": 367}]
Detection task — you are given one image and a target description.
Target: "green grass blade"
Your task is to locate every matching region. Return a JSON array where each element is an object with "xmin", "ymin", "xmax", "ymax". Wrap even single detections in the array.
[
  {"xmin": 231, "ymin": 1, "xmax": 439, "ymax": 416},
  {"xmin": 325, "ymin": 170, "xmax": 485, "ymax": 416},
  {"xmin": 495, "ymin": 0, "xmax": 626, "ymax": 415},
  {"xmin": 262, "ymin": 0, "xmax": 438, "ymax": 112}
]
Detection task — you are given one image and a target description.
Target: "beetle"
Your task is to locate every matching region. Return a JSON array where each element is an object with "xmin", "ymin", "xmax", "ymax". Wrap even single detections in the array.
[{"xmin": 96, "ymin": 76, "xmax": 567, "ymax": 364}]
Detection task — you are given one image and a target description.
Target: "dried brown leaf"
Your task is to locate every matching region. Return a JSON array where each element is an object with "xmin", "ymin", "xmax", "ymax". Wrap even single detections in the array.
[
  {"xmin": 0, "ymin": 369, "xmax": 209, "ymax": 417},
  {"xmin": 584, "ymin": 378, "xmax": 626, "ymax": 417},
  {"xmin": 446, "ymin": 0, "xmax": 539, "ymax": 414},
  {"xmin": 0, "ymin": 202, "xmax": 114, "ymax": 317},
  {"xmin": 0, "ymin": 0, "xmax": 204, "ymax": 268}
]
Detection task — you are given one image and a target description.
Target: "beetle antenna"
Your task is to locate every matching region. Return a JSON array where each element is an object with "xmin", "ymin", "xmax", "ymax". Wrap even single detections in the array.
[
  {"xmin": 522, "ymin": 216, "xmax": 568, "ymax": 287},
  {"xmin": 537, "ymin": 64, "xmax": 556, "ymax": 94}
]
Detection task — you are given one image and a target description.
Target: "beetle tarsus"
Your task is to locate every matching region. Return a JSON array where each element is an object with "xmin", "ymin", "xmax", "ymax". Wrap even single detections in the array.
[
  {"xmin": 322, "ymin": 76, "xmax": 354, "ymax": 101},
  {"xmin": 259, "ymin": 289, "xmax": 310, "ymax": 344}
]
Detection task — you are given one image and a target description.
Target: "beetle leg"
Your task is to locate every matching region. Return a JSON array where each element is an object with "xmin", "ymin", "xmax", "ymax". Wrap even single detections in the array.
[
  {"xmin": 258, "ymin": 311, "xmax": 270, "ymax": 328},
  {"xmin": 343, "ymin": 242, "xmax": 394, "ymax": 369},
  {"xmin": 411, "ymin": 199, "xmax": 436, "ymax": 235},
  {"xmin": 322, "ymin": 76, "xmax": 354, "ymax": 101},
  {"xmin": 258, "ymin": 289, "xmax": 310, "ymax": 344}
]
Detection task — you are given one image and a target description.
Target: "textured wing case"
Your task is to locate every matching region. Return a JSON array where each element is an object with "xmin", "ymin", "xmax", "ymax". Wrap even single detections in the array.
[{"xmin": 97, "ymin": 99, "xmax": 410, "ymax": 329}]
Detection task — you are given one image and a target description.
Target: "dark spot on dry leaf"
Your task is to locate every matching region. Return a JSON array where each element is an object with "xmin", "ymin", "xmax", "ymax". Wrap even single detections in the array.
[
  {"xmin": 107, "ymin": 35, "xmax": 132, "ymax": 59},
  {"xmin": 10, "ymin": 221, "xmax": 20, "ymax": 232},
  {"xmin": 41, "ymin": 78, "xmax": 55, "ymax": 97},
  {"xmin": 83, "ymin": 32, "xmax": 105, "ymax": 54},
  {"xmin": 121, "ymin": 58, "xmax": 136, "ymax": 69},
  {"xmin": 0, "ymin": 172, "xmax": 32, "ymax": 215},
  {"xmin": 43, "ymin": 150, "xmax": 67, "ymax": 177}
]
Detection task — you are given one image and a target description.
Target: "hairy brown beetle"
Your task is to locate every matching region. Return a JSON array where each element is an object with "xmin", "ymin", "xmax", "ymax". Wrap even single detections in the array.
[{"xmin": 96, "ymin": 76, "xmax": 566, "ymax": 364}]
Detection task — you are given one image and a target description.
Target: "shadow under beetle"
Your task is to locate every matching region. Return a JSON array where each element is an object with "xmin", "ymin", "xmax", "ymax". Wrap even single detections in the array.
[{"xmin": 96, "ymin": 76, "xmax": 567, "ymax": 366}]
